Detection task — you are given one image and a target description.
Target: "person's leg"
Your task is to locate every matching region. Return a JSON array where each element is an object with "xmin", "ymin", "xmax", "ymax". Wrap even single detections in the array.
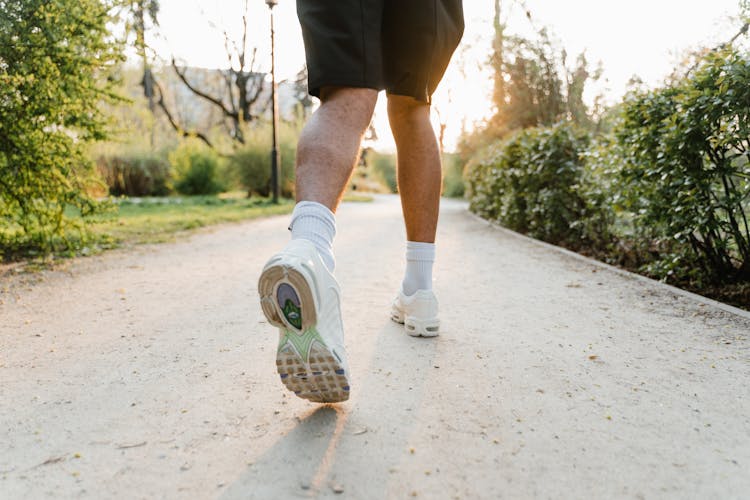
[
  {"xmin": 296, "ymin": 87, "xmax": 379, "ymax": 211},
  {"xmin": 388, "ymin": 94, "xmax": 441, "ymax": 242},
  {"xmin": 382, "ymin": 1, "xmax": 462, "ymax": 336},
  {"xmin": 259, "ymin": 86, "xmax": 376, "ymax": 403},
  {"xmin": 289, "ymin": 86, "xmax": 378, "ymax": 272},
  {"xmin": 260, "ymin": 0, "xmax": 385, "ymax": 403},
  {"xmin": 388, "ymin": 94, "xmax": 441, "ymax": 295}
]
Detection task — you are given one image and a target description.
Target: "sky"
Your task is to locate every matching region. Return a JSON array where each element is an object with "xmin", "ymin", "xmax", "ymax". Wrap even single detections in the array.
[{"xmin": 150, "ymin": 0, "xmax": 744, "ymax": 152}]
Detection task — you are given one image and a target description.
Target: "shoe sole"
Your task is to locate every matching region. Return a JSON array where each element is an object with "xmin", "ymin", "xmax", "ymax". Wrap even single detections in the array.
[
  {"xmin": 391, "ymin": 307, "xmax": 440, "ymax": 338},
  {"xmin": 258, "ymin": 263, "xmax": 350, "ymax": 403}
]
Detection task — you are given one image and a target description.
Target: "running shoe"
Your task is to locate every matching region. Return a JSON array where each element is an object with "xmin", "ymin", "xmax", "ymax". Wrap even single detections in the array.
[
  {"xmin": 258, "ymin": 239, "xmax": 350, "ymax": 403},
  {"xmin": 390, "ymin": 289, "xmax": 440, "ymax": 337}
]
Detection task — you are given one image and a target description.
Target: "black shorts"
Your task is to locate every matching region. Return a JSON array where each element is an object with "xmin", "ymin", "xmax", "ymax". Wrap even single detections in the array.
[{"xmin": 296, "ymin": 0, "xmax": 464, "ymax": 103}]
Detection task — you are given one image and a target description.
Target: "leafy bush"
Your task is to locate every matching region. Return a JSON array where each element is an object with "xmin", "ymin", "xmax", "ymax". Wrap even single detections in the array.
[
  {"xmin": 467, "ymin": 122, "xmax": 611, "ymax": 249},
  {"xmin": 368, "ymin": 151, "xmax": 398, "ymax": 193},
  {"xmin": 442, "ymin": 153, "xmax": 466, "ymax": 198},
  {"xmin": 230, "ymin": 123, "xmax": 296, "ymax": 198},
  {"xmin": 97, "ymin": 153, "xmax": 171, "ymax": 197},
  {"xmin": 613, "ymin": 48, "xmax": 750, "ymax": 284},
  {"xmin": 169, "ymin": 141, "xmax": 225, "ymax": 195},
  {"xmin": 0, "ymin": 0, "xmax": 122, "ymax": 259},
  {"xmin": 467, "ymin": 45, "xmax": 750, "ymax": 293}
]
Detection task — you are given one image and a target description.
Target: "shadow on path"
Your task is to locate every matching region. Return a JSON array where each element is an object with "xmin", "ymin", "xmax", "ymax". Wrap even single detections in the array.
[
  {"xmin": 222, "ymin": 318, "xmax": 439, "ymax": 499},
  {"xmin": 221, "ymin": 405, "xmax": 346, "ymax": 499}
]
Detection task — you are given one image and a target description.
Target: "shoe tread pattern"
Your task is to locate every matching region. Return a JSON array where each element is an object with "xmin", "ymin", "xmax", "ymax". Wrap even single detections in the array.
[{"xmin": 276, "ymin": 340, "xmax": 349, "ymax": 403}]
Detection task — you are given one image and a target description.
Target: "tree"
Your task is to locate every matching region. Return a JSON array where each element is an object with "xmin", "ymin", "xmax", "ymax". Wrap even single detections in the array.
[
  {"xmin": 113, "ymin": 0, "xmax": 214, "ymax": 148},
  {"xmin": 501, "ymin": 30, "xmax": 565, "ymax": 130},
  {"xmin": 485, "ymin": 2, "xmax": 602, "ymax": 138},
  {"xmin": 490, "ymin": 0, "xmax": 506, "ymax": 118},
  {"xmin": 120, "ymin": 0, "xmax": 160, "ymax": 148},
  {"xmin": 0, "ymin": 0, "xmax": 122, "ymax": 258},
  {"xmin": 111, "ymin": 0, "xmax": 268, "ymax": 149},
  {"xmin": 168, "ymin": 0, "xmax": 266, "ymax": 146}
]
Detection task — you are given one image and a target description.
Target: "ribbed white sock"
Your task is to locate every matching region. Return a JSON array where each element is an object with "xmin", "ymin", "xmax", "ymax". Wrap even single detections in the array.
[
  {"xmin": 288, "ymin": 201, "xmax": 336, "ymax": 272},
  {"xmin": 402, "ymin": 241, "xmax": 435, "ymax": 296}
]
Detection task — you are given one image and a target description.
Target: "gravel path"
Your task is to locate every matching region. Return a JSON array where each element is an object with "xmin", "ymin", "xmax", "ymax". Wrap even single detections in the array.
[{"xmin": 1, "ymin": 195, "xmax": 749, "ymax": 499}]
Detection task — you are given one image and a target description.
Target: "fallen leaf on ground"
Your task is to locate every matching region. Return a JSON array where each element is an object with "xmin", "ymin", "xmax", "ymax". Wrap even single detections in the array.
[
  {"xmin": 116, "ymin": 441, "xmax": 147, "ymax": 449},
  {"xmin": 38, "ymin": 456, "xmax": 65, "ymax": 467}
]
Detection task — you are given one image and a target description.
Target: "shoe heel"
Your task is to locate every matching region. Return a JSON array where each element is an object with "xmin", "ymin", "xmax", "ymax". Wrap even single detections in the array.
[
  {"xmin": 258, "ymin": 264, "xmax": 286, "ymax": 328},
  {"xmin": 404, "ymin": 317, "xmax": 440, "ymax": 337},
  {"xmin": 258, "ymin": 264, "xmax": 318, "ymax": 331}
]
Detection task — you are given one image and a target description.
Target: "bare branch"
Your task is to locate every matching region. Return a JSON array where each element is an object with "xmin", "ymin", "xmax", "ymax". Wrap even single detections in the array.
[
  {"xmin": 222, "ymin": 29, "xmax": 234, "ymax": 68},
  {"xmin": 223, "ymin": 70, "xmax": 238, "ymax": 114},
  {"xmin": 240, "ymin": 0, "xmax": 249, "ymax": 71},
  {"xmin": 171, "ymin": 57, "xmax": 238, "ymax": 120},
  {"xmin": 153, "ymin": 79, "xmax": 214, "ymax": 149},
  {"xmin": 222, "ymin": 28, "xmax": 243, "ymax": 70},
  {"xmin": 249, "ymin": 47, "xmax": 258, "ymax": 73},
  {"xmin": 247, "ymin": 72, "xmax": 264, "ymax": 108}
]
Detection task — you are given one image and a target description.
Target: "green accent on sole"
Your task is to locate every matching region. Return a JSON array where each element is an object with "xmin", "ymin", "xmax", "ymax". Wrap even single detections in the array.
[
  {"xmin": 282, "ymin": 298, "xmax": 302, "ymax": 330},
  {"xmin": 278, "ymin": 325, "xmax": 325, "ymax": 363}
]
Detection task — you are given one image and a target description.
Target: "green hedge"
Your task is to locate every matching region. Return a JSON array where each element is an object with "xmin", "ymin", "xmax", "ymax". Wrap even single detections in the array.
[
  {"xmin": 230, "ymin": 123, "xmax": 296, "ymax": 198},
  {"xmin": 466, "ymin": 122, "xmax": 611, "ymax": 250},
  {"xmin": 168, "ymin": 142, "xmax": 225, "ymax": 196},
  {"xmin": 442, "ymin": 153, "xmax": 466, "ymax": 198},
  {"xmin": 466, "ymin": 46, "xmax": 750, "ymax": 287},
  {"xmin": 368, "ymin": 151, "xmax": 398, "ymax": 193},
  {"xmin": 97, "ymin": 153, "xmax": 171, "ymax": 197},
  {"xmin": 610, "ymin": 48, "xmax": 750, "ymax": 283}
]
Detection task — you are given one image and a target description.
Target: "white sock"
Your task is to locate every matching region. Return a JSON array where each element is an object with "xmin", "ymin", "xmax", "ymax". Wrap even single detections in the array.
[
  {"xmin": 402, "ymin": 241, "xmax": 435, "ymax": 295},
  {"xmin": 288, "ymin": 201, "xmax": 336, "ymax": 272}
]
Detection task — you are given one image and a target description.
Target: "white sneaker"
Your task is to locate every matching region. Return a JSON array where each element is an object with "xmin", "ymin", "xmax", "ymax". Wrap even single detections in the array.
[
  {"xmin": 390, "ymin": 289, "xmax": 440, "ymax": 337},
  {"xmin": 258, "ymin": 239, "xmax": 350, "ymax": 403}
]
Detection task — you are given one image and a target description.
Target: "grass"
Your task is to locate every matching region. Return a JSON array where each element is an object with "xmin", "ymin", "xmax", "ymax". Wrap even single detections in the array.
[
  {"xmin": 341, "ymin": 192, "xmax": 375, "ymax": 203},
  {"xmin": 0, "ymin": 192, "xmax": 374, "ymax": 264},
  {"xmin": 91, "ymin": 192, "xmax": 373, "ymax": 246},
  {"xmin": 90, "ymin": 195, "xmax": 294, "ymax": 246}
]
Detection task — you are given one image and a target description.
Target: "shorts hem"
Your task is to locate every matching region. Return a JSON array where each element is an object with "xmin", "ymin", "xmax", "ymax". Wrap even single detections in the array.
[
  {"xmin": 308, "ymin": 78, "xmax": 383, "ymax": 98},
  {"xmin": 385, "ymin": 87, "xmax": 431, "ymax": 104}
]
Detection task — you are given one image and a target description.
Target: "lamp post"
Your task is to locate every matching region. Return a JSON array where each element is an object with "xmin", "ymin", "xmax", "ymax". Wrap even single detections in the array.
[{"xmin": 266, "ymin": 0, "xmax": 280, "ymax": 203}]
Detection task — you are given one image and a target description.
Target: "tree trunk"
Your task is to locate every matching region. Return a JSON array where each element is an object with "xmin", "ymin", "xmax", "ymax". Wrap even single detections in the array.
[{"xmin": 492, "ymin": 0, "xmax": 505, "ymax": 112}]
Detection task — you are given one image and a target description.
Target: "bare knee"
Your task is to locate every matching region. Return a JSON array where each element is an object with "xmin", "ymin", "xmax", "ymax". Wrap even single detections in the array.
[
  {"xmin": 318, "ymin": 86, "xmax": 378, "ymax": 130},
  {"xmin": 387, "ymin": 94, "xmax": 431, "ymax": 130}
]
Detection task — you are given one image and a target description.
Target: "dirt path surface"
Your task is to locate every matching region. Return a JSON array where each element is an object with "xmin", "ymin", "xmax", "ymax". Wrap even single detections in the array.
[{"xmin": 2, "ymin": 195, "xmax": 749, "ymax": 499}]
